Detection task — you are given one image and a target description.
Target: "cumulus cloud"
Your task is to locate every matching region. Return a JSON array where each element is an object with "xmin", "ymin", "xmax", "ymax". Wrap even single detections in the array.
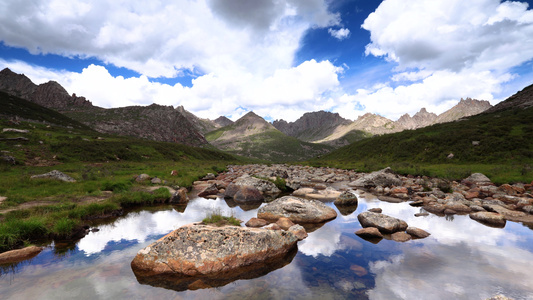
[
  {"xmin": 0, "ymin": 0, "xmax": 340, "ymax": 79},
  {"xmin": 332, "ymin": 0, "xmax": 533, "ymax": 121},
  {"xmin": 328, "ymin": 28, "xmax": 350, "ymax": 40}
]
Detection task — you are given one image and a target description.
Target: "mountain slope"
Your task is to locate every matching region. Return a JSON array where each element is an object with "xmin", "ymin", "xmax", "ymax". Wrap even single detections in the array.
[
  {"xmin": 435, "ymin": 98, "xmax": 492, "ymax": 124},
  {"xmin": 313, "ymin": 84, "xmax": 533, "ymax": 167},
  {"xmin": 64, "ymin": 104, "xmax": 208, "ymax": 147},
  {"xmin": 206, "ymin": 112, "xmax": 333, "ymax": 162}
]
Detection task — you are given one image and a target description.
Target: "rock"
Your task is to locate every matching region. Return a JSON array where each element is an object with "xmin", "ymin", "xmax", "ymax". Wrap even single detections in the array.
[
  {"xmin": 136, "ymin": 174, "xmax": 150, "ymax": 182},
  {"xmin": 0, "ymin": 246, "xmax": 43, "ymax": 264},
  {"xmin": 414, "ymin": 212, "xmax": 429, "ymax": 217},
  {"xmin": 131, "ymin": 224, "xmax": 298, "ymax": 278},
  {"xmin": 391, "ymin": 232, "xmax": 412, "ymax": 242},
  {"xmin": 288, "ymin": 224, "xmax": 308, "ymax": 241},
  {"xmin": 292, "ymin": 187, "xmax": 315, "ymax": 196},
  {"xmin": 444, "ymin": 202, "xmax": 471, "ymax": 213},
  {"xmin": 422, "ymin": 203, "xmax": 446, "ymax": 214},
  {"xmin": 263, "ymin": 223, "xmax": 282, "ymax": 230},
  {"xmin": 334, "ymin": 191, "xmax": 358, "ymax": 206},
  {"xmin": 150, "ymin": 177, "xmax": 162, "ymax": 184},
  {"xmin": 464, "ymin": 173, "xmax": 492, "ymax": 185},
  {"xmin": 131, "ymin": 224, "xmax": 298, "ymax": 291},
  {"xmin": 170, "ymin": 170, "xmax": 178, "ymax": 176},
  {"xmin": 355, "ymin": 227, "xmax": 383, "ymax": 239},
  {"xmin": 409, "ymin": 199, "xmax": 425, "ymax": 207},
  {"xmin": 30, "ymin": 170, "xmax": 76, "ymax": 182},
  {"xmin": 257, "ymin": 196, "xmax": 337, "ymax": 223},
  {"xmin": 406, "ymin": 227, "xmax": 430, "ymax": 238},
  {"xmin": 197, "ymin": 184, "xmax": 219, "ymax": 198},
  {"xmin": 233, "ymin": 175, "xmax": 281, "ymax": 195},
  {"xmin": 357, "ymin": 211, "xmax": 408, "ymax": 234},
  {"xmin": 245, "ymin": 218, "xmax": 268, "ymax": 228},
  {"xmin": 234, "ymin": 186, "xmax": 264, "ymax": 203},
  {"xmin": 202, "ymin": 173, "xmax": 216, "ymax": 180},
  {"xmin": 368, "ymin": 208, "xmax": 382, "ymax": 213},
  {"xmin": 1, "ymin": 155, "xmax": 16, "ymax": 165},
  {"xmin": 349, "ymin": 167, "xmax": 402, "ymax": 188},
  {"xmin": 349, "ymin": 264, "xmax": 368, "ymax": 277},
  {"xmin": 2, "ymin": 128, "xmax": 29, "ymax": 133},
  {"xmin": 276, "ymin": 217, "xmax": 295, "ymax": 230},
  {"xmin": 170, "ymin": 187, "xmax": 189, "ymax": 204},
  {"xmin": 447, "ymin": 153, "xmax": 454, "ymax": 159},
  {"xmin": 469, "ymin": 212, "xmax": 506, "ymax": 228}
]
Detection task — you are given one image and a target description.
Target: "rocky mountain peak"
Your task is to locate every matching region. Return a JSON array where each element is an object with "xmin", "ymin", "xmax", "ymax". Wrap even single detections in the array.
[
  {"xmin": 213, "ymin": 116, "xmax": 233, "ymax": 127},
  {"xmin": 435, "ymin": 97, "xmax": 491, "ymax": 124},
  {"xmin": 272, "ymin": 110, "xmax": 351, "ymax": 142},
  {"xmin": 0, "ymin": 68, "xmax": 93, "ymax": 110}
]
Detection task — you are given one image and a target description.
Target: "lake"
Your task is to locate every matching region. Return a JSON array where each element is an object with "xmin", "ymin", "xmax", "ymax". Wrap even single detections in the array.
[{"xmin": 2, "ymin": 194, "xmax": 533, "ymax": 299}]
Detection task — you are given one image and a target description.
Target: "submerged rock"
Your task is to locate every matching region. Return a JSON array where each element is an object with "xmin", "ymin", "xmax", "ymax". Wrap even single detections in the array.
[
  {"xmin": 131, "ymin": 224, "xmax": 299, "ymax": 281},
  {"xmin": 257, "ymin": 196, "xmax": 337, "ymax": 223},
  {"xmin": 0, "ymin": 246, "xmax": 43, "ymax": 264},
  {"xmin": 357, "ymin": 211, "xmax": 408, "ymax": 234},
  {"xmin": 30, "ymin": 170, "xmax": 76, "ymax": 182},
  {"xmin": 355, "ymin": 227, "xmax": 383, "ymax": 239}
]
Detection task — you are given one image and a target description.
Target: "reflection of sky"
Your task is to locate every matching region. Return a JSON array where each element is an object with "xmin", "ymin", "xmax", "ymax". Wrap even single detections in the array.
[
  {"xmin": 3, "ymin": 196, "xmax": 533, "ymax": 299},
  {"xmin": 77, "ymin": 198, "xmax": 261, "ymax": 255}
]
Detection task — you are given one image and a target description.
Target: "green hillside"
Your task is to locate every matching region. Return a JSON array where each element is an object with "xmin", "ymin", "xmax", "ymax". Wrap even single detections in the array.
[
  {"xmin": 0, "ymin": 91, "xmax": 92, "ymax": 130},
  {"xmin": 310, "ymin": 106, "xmax": 533, "ymax": 183}
]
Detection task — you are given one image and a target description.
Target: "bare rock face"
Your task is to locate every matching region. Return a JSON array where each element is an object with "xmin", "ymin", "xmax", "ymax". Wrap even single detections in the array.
[
  {"xmin": 213, "ymin": 116, "xmax": 234, "ymax": 127},
  {"xmin": 257, "ymin": 196, "xmax": 337, "ymax": 223},
  {"xmin": 131, "ymin": 224, "xmax": 299, "ymax": 287},
  {"xmin": 435, "ymin": 98, "xmax": 492, "ymax": 124},
  {"xmin": 272, "ymin": 111, "xmax": 351, "ymax": 142},
  {"xmin": 395, "ymin": 108, "xmax": 437, "ymax": 130},
  {"xmin": 357, "ymin": 211, "xmax": 408, "ymax": 234},
  {"xmin": 30, "ymin": 170, "xmax": 76, "ymax": 182},
  {"xmin": 349, "ymin": 167, "xmax": 402, "ymax": 188}
]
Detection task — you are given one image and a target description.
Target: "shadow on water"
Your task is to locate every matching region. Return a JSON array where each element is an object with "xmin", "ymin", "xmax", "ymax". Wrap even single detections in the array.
[{"xmin": 133, "ymin": 246, "xmax": 298, "ymax": 292}]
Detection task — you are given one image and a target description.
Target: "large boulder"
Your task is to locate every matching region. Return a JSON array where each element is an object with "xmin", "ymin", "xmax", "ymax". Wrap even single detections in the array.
[
  {"xmin": 349, "ymin": 167, "xmax": 402, "ymax": 188},
  {"xmin": 131, "ymin": 224, "xmax": 298, "ymax": 283},
  {"xmin": 197, "ymin": 184, "xmax": 219, "ymax": 198},
  {"xmin": 0, "ymin": 246, "xmax": 43, "ymax": 264},
  {"xmin": 226, "ymin": 175, "xmax": 281, "ymax": 196},
  {"xmin": 357, "ymin": 211, "xmax": 408, "ymax": 234},
  {"xmin": 464, "ymin": 173, "xmax": 492, "ymax": 186},
  {"xmin": 257, "ymin": 196, "xmax": 337, "ymax": 223},
  {"xmin": 234, "ymin": 186, "xmax": 264, "ymax": 203},
  {"xmin": 30, "ymin": 170, "xmax": 76, "ymax": 182}
]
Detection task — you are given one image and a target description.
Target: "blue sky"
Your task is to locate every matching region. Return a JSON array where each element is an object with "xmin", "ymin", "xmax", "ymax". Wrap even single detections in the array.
[{"xmin": 1, "ymin": 0, "xmax": 533, "ymax": 122}]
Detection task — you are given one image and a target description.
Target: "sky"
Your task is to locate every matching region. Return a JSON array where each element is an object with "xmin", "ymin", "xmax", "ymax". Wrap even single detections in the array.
[{"xmin": 1, "ymin": 0, "xmax": 533, "ymax": 122}]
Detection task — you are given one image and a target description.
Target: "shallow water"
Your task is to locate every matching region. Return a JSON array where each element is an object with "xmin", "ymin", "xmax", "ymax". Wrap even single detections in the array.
[{"xmin": 2, "ymin": 195, "xmax": 533, "ymax": 300}]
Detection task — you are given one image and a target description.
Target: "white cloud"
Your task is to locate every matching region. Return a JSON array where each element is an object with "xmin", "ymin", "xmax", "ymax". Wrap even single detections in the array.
[
  {"xmin": 328, "ymin": 28, "xmax": 350, "ymax": 40},
  {"xmin": 0, "ymin": 0, "xmax": 340, "ymax": 79},
  {"xmin": 327, "ymin": 0, "xmax": 533, "ymax": 121}
]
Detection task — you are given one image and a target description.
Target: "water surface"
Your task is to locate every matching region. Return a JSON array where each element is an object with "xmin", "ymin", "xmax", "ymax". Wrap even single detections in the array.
[{"xmin": 2, "ymin": 195, "xmax": 533, "ymax": 300}]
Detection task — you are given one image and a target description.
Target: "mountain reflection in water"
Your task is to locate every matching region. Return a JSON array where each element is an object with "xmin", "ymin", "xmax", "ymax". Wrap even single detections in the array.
[{"xmin": 1, "ymin": 196, "xmax": 533, "ymax": 299}]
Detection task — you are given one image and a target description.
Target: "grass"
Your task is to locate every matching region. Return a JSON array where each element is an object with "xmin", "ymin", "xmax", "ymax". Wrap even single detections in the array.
[{"xmin": 202, "ymin": 211, "xmax": 241, "ymax": 227}]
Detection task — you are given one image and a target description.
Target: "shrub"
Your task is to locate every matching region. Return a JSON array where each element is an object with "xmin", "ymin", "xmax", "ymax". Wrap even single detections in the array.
[{"xmin": 202, "ymin": 210, "xmax": 241, "ymax": 227}]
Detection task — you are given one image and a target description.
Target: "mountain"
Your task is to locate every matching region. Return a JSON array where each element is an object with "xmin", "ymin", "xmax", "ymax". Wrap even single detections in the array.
[
  {"xmin": 484, "ymin": 83, "xmax": 533, "ymax": 113},
  {"xmin": 0, "ymin": 68, "xmax": 93, "ymax": 110},
  {"xmin": 0, "ymin": 91, "xmax": 92, "ymax": 130},
  {"xmin": 313, "ymin": 83, "xmax": 533, "ymax": 170},
  {"xmin": 206, "ymin": 112, "xmax": 333, "ymax": 162},
  {"xmin": 64, "ymin": 104, "xmax": 208, "ymax": 147},
  {"xmin": 396, "ymin": 108, "xmax": 437, "ymax": 130},
  {"xmin": 435, "ymin": 98, "xmax": 492, "ymax": 124},
  {"xmin": 176, "ymin": 105, "xmax": 219, "ymax": 134},
  {"xmin": 0, "ymin": 68, "xmax": 207, "ymax": 147},
  {"xmin": 214, "ymin": 116, "xmax": 234, "ymax": 127},
  {"xmin": 272, "ymin": 111, "xmax": 351, "ymax": 142}
]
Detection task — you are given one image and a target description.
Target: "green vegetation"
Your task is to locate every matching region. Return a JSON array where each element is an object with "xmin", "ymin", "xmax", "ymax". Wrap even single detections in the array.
[
  {"xmin": 213, "ymin": 129, "xmax": 334, "ymax": 162},
  {"xmin": 202, "ymin": 210, "xmax": 241, "ymax": 227},
  {"xmin": 308, "ymin": 107, "xmax": 533, "ymax": 184}
]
